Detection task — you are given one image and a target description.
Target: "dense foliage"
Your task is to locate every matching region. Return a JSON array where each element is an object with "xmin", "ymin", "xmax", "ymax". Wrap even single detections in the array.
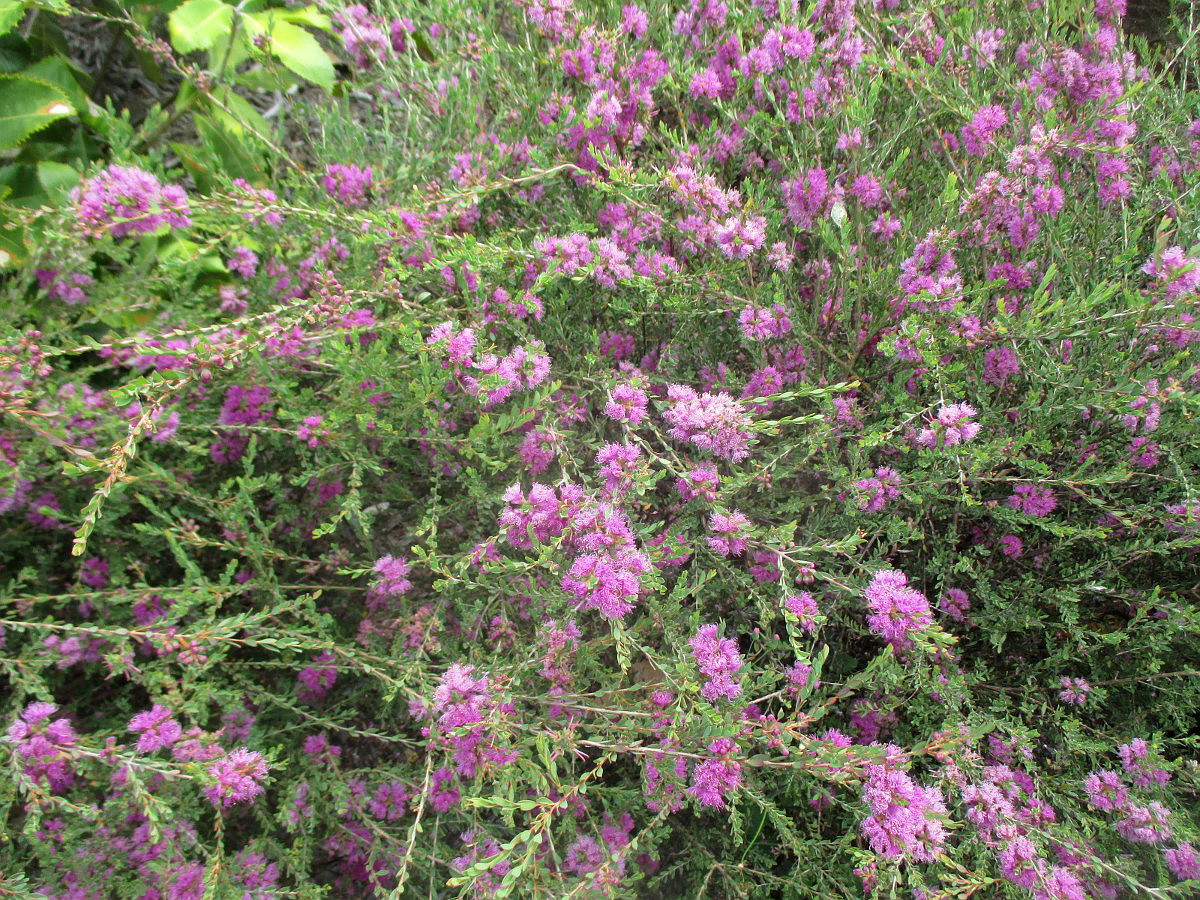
[{"xmin": 2, "ymin": 0, "xmax": 1200, "ymax": 896}]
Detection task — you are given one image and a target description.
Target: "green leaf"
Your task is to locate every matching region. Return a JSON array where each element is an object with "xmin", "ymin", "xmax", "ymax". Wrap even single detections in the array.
[
  {"xmin": 0, "ymin": 74, "xmax": 73, "ymax": 150},
  {"xmin": 0, "ymin": 224, "xmax": 24, "ymax": 266},
  {"xmin": 168, "ymin": 0, "xmax": 233, "ymax": 54},
  {"xmin": 35, "ymin": 160, "xmax": 77, "ymax": 196},
  {"xmin": 0, "ymin": 1, "xmax": 24, "ymax": 37},
  {"xmin": 246, "ymin": 15, "xmax": 333, "ymax": 90},
  {"xmin": 277, "ymin": 5, "xmax": 331, "ymax": 31},
  {"xmin": 23, "ymin": 55, "xmax": 91, "ymax": 111},
  {"xmin": 194, "ymin": 112, "xmax": 264, "ymax": 182}
]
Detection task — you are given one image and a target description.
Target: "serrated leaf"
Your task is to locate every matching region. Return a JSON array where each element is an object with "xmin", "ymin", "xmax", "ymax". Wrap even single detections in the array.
[
  {"xmin": 23, "ymin": 55, "xmax": 90, "ymax": 111},
  {"xmin": 0, "ymin": 1, "xmax": 25, "ymax": 37},
  {"xmin": 246, "ymin": 16, "xmax": 333, "ymax": 90},
  {"xmin": 0, "ymin": 74, "xmax": 73, "ymax": 150},
  {"xmin": 168, "ymin": 0, "xmax": 233, "ymax": 54}
]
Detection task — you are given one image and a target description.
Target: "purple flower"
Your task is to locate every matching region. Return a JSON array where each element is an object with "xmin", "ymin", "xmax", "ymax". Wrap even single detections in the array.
[
  {"xmin": 220, "ymin": 385, "xmax": 272, "ymax": 427},
  {"xmin": 1119, "ymin": 738, "xmax": 1170, "ymax": 788},
  {"xmin": 917, "ymin": 402, "xmax": 981, "ymax": 449},
  {"xmin": 35, "ymin": 269, "xmax": 93, "ymax": 305},
  {"xmin": 860, "ymin": 754, "xmax": 948, "ymax": 862},
  {"xmin": 675, "ymin": 465, "xmax": 720, "ymax": 501},
  {"xmin": 1084, "ymin": 769, "xmax": 1128, "ymax": 811},
  {"xmin": 369, "ymin": 555, "xmax": 412, "ymax": 606},
  {"xmin": 663, "ymin": 385, "xmax": 753, "ymax": 462},
  {"xmin": 596, "ymin": 442, "xmax": 642, "ymax": 497},
  {"xmin": 562, "ymin": 548, "xmax": 650, "ymax": 620},
  {"xmin": 782, "ymin": 166, "xmax": 831, "ymax": 230},
  {"xmin": 6, "ymin": 702, "xmax": 77, "ymax": 792},
  {"xmin": 79, "ymin": 556, "xmax": 109, "ymax": 589},
  {"xmin": 960, "ymin": 104, "xmax": 1008, "ymax": 156},
  {"xmin": 297, "ymin": 652, "xmax": 338, "ymax": 703},
  {"xmin": 783, "ymin": 592, "xmax": 821, "ymax": 632},
  {"xmin": 714, "ymin": 215, "xmax": 766, "ymax": 259},
  {"xmin": 864, "ymin": 570, "xmax": 933, "ymax": 650},
  {"xmin": 1143, "ymin": 246, "xmax": 1200, "ymax": 300},
  {"xmin": 785, "ymin": 660, "xmax": 814, "ymax": 692},
  {"xmin": 322, "ymin": 163, "xmax": 374, "ymax": 208},
  {"xmin": 738, "ymin": 304, "xmax": 793, "ymax": 341},
  {"xmin": 853, "ymin": 467, "xmax": 901, "ymax": 512},
  {"xmin": 335, "ymin": 4, "xmax": 391, "ymax": 68},
  {"xmin": 73, "ymin": 165, "xmax": 191, "ymax": 239},
  {"xmin": 1116, "ymin": 801, "xmax": 1173, "ymax": 845},
  {"xmin": 229, "ymin": 247, "xmax": 259, "ymax": 280},
  {"xmin": 688, "ymin": 738, "xmax": 743, "ymax": 808},
  {"xmin": 128, "ymin": 705, "xmax": 182, "ymax": 753},
  {"xmin": 604, "ymin": 382, "xmax": 649, "ymax": 425},
  {"xmin": 1165, "ymin": 843, "xmax": 1200, "ymax": 881},
  {"xmin": 205, "ymin": 748, "xmax": 269, "ymax": 807},
  {"xmin": 999, "ymin": 534, "xmax": 1024, "ymax": 558},
  {"xmin": 938, "ymin": 588, "xmax": 970, "ymax": 622},
  {"xmin": 689, "ymin": 624, "xmax": 743, "ymax": 702},
  {"xmin": 707, "ymin": 510, "xmax": 750, "ymax": 557},
  {"xmin": 1059, "ymin": 677, "xmax": 1090, "ymax": 707},
  {"xmin": 1008, "ymin": 484, "xmax": 1057, "ymax": 517},
  {"xmin": 984, "ymin": 346, "xmax": 1020, "ymax": 387},
  {"xmin": 897, "ymin": 232, "xmax": 962, "ymax": 313}
]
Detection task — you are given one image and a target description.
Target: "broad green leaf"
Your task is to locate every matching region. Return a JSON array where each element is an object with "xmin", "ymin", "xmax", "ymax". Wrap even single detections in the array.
[
  {"xmin": 36, "ymin": 160, "xmax": 77, "ymax": 196},
  {"xmin": 277, "ymin": 5, "xmax": 331, "ymax": 31},
  {"xmin": 194, "ymin": 112, "xmax": 264, "ymax": 182},
  {"xmin": 0, "ymin": 1, "xmax": 24, "ymax": 37},
  {"xmin": 210, "ymin": 86, "xmax": 273, "ymax": 143},
  {"xmin": 246, "ymin": 15, "xmax": 333, "ymax": 90},
  {"xmin": 23, "ymin": 55, "xmax": 90, "ymax": 111},
  {"xmin": 168, "ymin": 0, "xmax": 233, "ymax": 54},
  {"xmin": 0, "ymin": 74, "xmax": 73, "ymax": 150},
  {"xmin": 0, "ymin": 224, "xmax": 24, "ymax": 266}
]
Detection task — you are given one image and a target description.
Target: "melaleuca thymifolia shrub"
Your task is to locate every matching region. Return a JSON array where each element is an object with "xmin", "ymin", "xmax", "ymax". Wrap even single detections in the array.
[{"xmin": 2, "ymin": 0, "xmax": 1200, "ymax": 896}]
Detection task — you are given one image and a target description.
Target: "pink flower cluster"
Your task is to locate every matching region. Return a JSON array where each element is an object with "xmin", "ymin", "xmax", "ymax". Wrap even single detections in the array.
[
  {"xmin": 334, "ymin": 4, "xmax": 406, "ymax": 69},
  {"xmin": 783, "ymin": 592, "xmax": 821, "ymax": 633},
  {"xmin": 689, "ymin": 624, "xmax": 743, "ymax": 702},
  {"xmin": 1009, "ymin": 484, "xmax": 1057, "ymax": 517},
  {"xmin": 1058, "ymin": 677, "xmax": 1090, "ymax": 707},
  {"xmin": 1142, "ymin": 246, "xmax": 1200, "ymax": 301},
  {"xmin": 706, "ymin": 510, "xmax": 750, "ymax": 557},
  {"xmin": 916, "ymin": 402, "xmax": 982, "ymax": 449},
  {"xmin": 7, "ymin": 702, "xmax": 77, "ymax": 792},
  {"xmin": 604, "ymin": 381, "xmax": 649, "ymax": 425},
  {"xmin": 960, "ymin": 762, "xmax": 1086, "ymax": 896},
  {"xmin": 499, "ymin": 482, "xmax": 651, "ymax": 620},
  {"xmin": 204, "ymin": 748, "xmax": 269, "ymax": 807},
  {"xmin": 596, "ymin": 441, "xmax": 642, "ymax": 497},
  {"xmin": 322, "ymin": 164, "xmax": 374, "ymax": 208},
  {"xmin": 688, "ymin": 737, "xmax": 743, "ymax": 808},
  {"xmin": 853, "ymin": 467, "xmax": 901, "ymax": 512},
  {"xmin": 860, "ymin": 753, "xmax": 948, "ymax": 862},
  {"xmin": 430, "ymin": 663, "xmax": 516, "ymax": 778},
  {"xmin": 663, "ymin": 385, "xmax": 753, "ymax": 462},
  {"xmin": 896, "ymin": 232, "xmax": 962, "ymax": 313},
  {"xmin": 128, "ymin": 705, "xmax": 182, "ymax": 753},
  {"xmin": 427, "ymin": 322, "xmax": 552, "ymax": 408},
  {"xmin": 738, "ymin": 304, "xmax": 793, "ymax": 342},
  {"xmin": 864, "ymin": 569, "xmax": 933, "ymax": 651},
  {"xmin": 73, "ymin": 165, "xmax": 191, "ymax": 239}
]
